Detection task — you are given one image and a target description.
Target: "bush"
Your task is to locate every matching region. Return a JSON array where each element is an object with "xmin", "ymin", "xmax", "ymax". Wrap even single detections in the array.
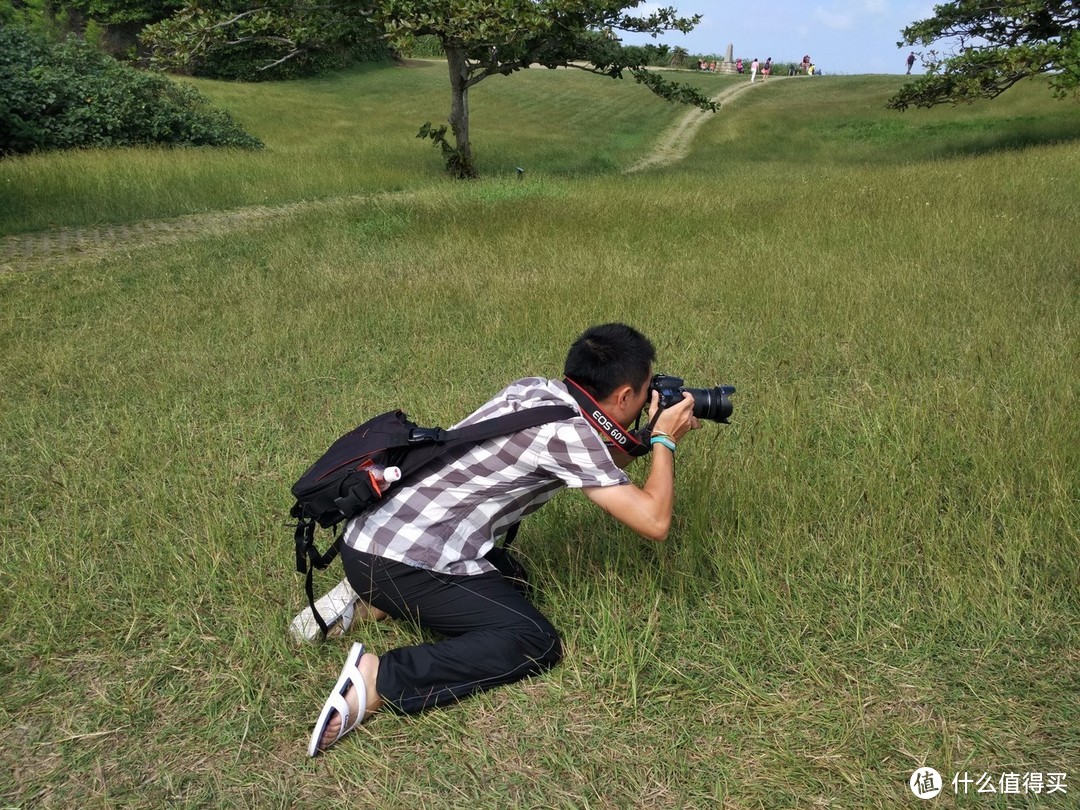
[
  {"xmin": 0, "ymin": 26, "xmax": 262, "ymax": 155},
  {"xmin": 396, "ymin": 34, "xmax": 443, "ymax": 59},
  {"xmin": 190, "ymin": 21, "xmax": 392, "ymax": 81}
]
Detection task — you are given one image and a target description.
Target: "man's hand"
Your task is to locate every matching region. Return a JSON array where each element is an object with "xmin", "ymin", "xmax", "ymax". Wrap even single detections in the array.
[
  {"xmin": 650, "ymin": 391, "xmax": 700, "ymax": 442},
  {"xmin": 584, "ymin": 391, "xmax": 701, "ymax": 541}
]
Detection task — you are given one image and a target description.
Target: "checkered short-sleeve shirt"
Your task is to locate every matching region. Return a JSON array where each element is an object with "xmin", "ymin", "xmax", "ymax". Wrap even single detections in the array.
[{"xmin": 341, "ymin": 377, "xmax": 630, "ymax": 576}]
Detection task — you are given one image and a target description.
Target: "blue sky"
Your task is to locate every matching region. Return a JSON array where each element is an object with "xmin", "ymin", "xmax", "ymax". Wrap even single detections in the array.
[{"xmin": 619, "ymin": 1, "xmax": 940, "ymax": 75}]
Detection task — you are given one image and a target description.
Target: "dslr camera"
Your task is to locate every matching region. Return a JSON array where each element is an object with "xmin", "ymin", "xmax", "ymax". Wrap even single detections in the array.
[{"xmin": 650, "ymin": 374, "xmax": 735, "ymax": 424}]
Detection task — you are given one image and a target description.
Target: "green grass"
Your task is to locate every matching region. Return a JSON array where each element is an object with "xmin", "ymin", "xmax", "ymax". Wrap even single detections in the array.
[
  {"xmin": 0, "ymin": 62, "xmax": 733, "ymax": 235},
  {"xmin": 685, "ymin": 74, "xmax": 1080, "ymax": 168},
  {"xmin": 1, "ymin": 69, "xmax": 1077, "ymax": 808}
]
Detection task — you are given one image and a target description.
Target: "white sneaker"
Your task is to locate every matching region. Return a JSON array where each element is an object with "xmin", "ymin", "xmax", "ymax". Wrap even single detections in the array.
[{"xmin": 290, "ymin": 578, "xmax": 359, "ymax": 643}]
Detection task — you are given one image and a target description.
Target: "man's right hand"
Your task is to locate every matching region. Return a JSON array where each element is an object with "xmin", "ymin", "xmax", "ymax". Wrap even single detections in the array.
[
  {"xmin": 583, "ymin": 392, "xmax": 700, "ymax": 542},
  {"xmin": 650, "ymin": 391, "xmax": 700, "ymax": 443}
]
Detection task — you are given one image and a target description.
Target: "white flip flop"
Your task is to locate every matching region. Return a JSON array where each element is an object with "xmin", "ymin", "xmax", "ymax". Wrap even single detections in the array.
[{"xmin": 307, "ymin": 642, "xmax": 369, "ymax": 757}]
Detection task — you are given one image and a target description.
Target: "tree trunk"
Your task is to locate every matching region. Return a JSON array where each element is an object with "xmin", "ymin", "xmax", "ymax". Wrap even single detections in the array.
[{"xmin": 445, "ymin": 44, "xmax": 478, "ymax": 179}]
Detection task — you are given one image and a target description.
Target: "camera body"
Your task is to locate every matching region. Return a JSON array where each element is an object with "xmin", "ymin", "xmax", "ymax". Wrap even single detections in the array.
[{"xmin": 650, "ymin": 374, "xmax": 736, "ymax": 424}]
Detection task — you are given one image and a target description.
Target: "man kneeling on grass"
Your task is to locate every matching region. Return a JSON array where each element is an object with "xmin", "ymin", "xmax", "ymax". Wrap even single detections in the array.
[{"xmin": 303, "ymin": 323, "xmax": 700, "ymax": 755}]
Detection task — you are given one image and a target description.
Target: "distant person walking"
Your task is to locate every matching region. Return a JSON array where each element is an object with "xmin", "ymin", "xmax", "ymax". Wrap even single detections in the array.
[
  {"xmin": 802, "ymin": 54, "xmax": 811, "ymax": 74},
  {"xmin": 906, "ymin": 52, "xmax": 916, "ymax": 74},
  {"xmin": 762, "ymin": 58, "xmax": 772, "ymax": 81},
  {"xmin": 750, "ymin": 58, "xmax": 759, "ymax": 82},
  {"xmin": 736, "ymin": 58, "xmax": 744, "ymax": 74}
]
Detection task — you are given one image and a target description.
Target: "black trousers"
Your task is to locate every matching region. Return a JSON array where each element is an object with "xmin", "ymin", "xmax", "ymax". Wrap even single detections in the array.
[{"xmin": 341, "ymin": 544, "xmax": 562, "ymax": 714}]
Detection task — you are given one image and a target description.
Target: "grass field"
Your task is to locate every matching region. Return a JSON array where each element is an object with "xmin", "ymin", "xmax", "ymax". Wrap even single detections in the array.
[{"xmin": 1, "ymin": 62, "xmax": 1078, "ymax": 808}]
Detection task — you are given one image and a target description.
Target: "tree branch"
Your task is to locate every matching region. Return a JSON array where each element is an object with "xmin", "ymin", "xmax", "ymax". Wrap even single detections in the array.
[
  {"xmin": 889, "ymin": 0, "xmax": 1078, "ymax": 110},
  {"xmin": 211, "ymin": 8, "xmax": 270, "ymax": 30},
  {"xmin": 257, "ymin": 47, "xmax": 305, "ymax": 70}
]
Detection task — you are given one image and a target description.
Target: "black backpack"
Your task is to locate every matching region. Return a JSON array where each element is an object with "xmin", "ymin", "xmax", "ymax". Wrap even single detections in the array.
[{"xmin": 290, "ymin": 405, "xmax": 575, "ymax": 635}]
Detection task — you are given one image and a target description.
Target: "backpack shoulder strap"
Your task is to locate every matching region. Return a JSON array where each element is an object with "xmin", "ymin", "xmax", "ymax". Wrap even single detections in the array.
[
  {"xmin": 439, "ymin": 405, "xmax": 577, "ymax": 446},
  {"xmin": 390, "ymin": 405, "xmax": 579, "ymax": 488}
]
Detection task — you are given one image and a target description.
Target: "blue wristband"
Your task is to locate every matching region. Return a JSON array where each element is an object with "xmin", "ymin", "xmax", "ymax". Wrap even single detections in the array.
[{"xmin": 650, "ymin": 436, "xmax": 677, "ymax": 453}]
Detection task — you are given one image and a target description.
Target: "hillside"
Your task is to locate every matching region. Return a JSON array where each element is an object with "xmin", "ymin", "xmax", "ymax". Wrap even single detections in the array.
[
  {"xmin": 3, "ymin": 64, "xmax": 1076, "ymax": 237},
  {"xmin": 1, "ymin": 63, "xmax": 1077, "ymax": 809}
]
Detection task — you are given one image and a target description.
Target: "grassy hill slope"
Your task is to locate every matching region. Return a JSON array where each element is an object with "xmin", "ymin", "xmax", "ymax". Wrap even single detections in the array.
[
  {"xmin": 0, "ymin": 63, "xmax": 735, "ymax": 235},
  {"xmin": 1, "ymin": 68, "xmax": 1077, "ymax": 808}
]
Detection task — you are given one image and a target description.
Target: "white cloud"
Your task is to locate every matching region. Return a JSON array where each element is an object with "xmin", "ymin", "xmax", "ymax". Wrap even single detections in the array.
[
  {"xmin": 815, "ymin": 6, "xmax": 855, "ymax": 29},
  {"xmin": 812, "ymin": 0, "xmax": 888, "ymax": 29}
]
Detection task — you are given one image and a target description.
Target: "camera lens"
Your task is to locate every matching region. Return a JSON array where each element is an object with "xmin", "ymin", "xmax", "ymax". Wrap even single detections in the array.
[{"xmin": 687, "ymin": 386, "xmax": 736, "ymax": 423}]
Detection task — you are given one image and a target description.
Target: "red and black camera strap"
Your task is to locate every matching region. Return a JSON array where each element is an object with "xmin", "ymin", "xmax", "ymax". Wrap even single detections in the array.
[{"xmin": 563, "ymin": 377, "xmax": 653, "ymax": 457}]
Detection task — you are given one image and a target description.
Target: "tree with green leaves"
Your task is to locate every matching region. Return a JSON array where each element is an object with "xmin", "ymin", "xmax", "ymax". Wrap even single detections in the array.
[
  {"xmin": 888, "ymin": 0, "xmax": 1079, "ymax": 111},
  {"xmin": 144, "ymin": 1, "xmax": 717, "ymax": 178}
]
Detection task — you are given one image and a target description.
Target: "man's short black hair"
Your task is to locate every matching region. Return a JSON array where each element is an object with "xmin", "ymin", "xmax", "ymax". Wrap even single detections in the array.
[{"xmin": 564, "ymin": 323, "xmax": 655, "ymax": 399}]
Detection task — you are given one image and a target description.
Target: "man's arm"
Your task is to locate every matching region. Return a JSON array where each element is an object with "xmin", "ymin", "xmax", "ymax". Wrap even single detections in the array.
[
  {"xmin": 606, "ymin": 446, "xmax": 636, "ymax": 470},
  {"xmin": 583, "ymin": 448, "xmax": 676, "ymax": 540},
  {"xmin": 583, "ymin": 393, "xmax": 698, "ymax": 541}
]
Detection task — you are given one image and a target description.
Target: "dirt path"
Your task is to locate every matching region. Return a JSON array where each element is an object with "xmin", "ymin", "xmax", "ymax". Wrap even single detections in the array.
[
  {"xmin": 0, "ymin": 192, "xmax": 429, "ymax": 274},
  {"xmin": 2, "ymin": 79, "xmax": 785, "ymax": 270},
  {"xmin": 625, "ymin": 77, "xmax": 788, "ymax": 174}
]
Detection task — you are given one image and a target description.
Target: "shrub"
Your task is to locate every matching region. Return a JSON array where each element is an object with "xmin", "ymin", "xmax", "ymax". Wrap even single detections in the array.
[
  {"xmin": 191, "ymin": 25, "xmax": 392, "ymax": 81},
  {"xmin": 395, "ymin": 34, "xmax": 444, "ymax": 59},
  {"xmin": 0, "ymin": 26, "xmax": 262, "ymax": 155}
]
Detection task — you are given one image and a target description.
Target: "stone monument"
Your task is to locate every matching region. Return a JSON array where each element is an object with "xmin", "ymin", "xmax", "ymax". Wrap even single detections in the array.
[{"xmin": 716, "ymin": 42, "xmax": 738, "ymax": 74}]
